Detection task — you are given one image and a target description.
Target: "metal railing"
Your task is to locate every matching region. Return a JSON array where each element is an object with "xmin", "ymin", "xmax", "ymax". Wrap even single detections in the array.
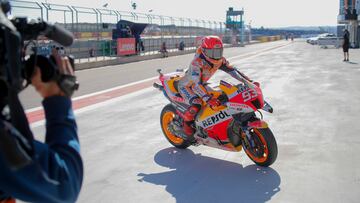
[{"xmin": 10, "ymin": 0, "xmax": 250, "ymax": 63}]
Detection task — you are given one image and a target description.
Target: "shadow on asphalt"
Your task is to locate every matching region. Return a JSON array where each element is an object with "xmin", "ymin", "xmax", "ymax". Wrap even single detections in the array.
[
  {"xmin": 138, "ymin": 147, "xmax": 281, "ymax": 203},
  {"xmin": 346, "ymin": 61, "xmax": 358, "ymax": 65}
]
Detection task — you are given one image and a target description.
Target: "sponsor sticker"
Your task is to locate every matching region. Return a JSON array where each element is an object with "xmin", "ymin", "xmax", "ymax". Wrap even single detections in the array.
[
  {"xmin": 200, "ymin": 110, "xmax": 232, "ymax": 128},
  {"xmin": 227, "ymin": 102, "xmax": 252, "ymax": 113},
  {"xmin": 172, "ymin": 96, "xmax": 185, "ymax": 103},
  {"xmin": 179, "ymin": 87, "xmax": 192, "ymax": 100}
]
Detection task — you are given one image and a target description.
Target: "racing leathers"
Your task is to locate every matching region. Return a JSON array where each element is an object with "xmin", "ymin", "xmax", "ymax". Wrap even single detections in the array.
[{"xmin": 178, "ymin": 48, "xmax": 252, "ymax": 137}]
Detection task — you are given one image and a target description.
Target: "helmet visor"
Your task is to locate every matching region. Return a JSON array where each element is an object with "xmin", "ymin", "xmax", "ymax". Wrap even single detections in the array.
[{"xmin": 203, "ymin": 48, "xmax": 223, "ymax": 60}]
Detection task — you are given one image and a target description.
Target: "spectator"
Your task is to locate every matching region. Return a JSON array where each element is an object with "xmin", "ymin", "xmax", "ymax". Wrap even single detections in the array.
[
  {"xmin": 0, "ymin": 51, "xmax": 83, "ymax": 203},
  {"xmin": 160, "ymin": 42, "xmax": 168, "ymax": 57},
  {"xmin": 343, "ymin": 29, "xmax": 350, "ymax": 62},
  {"xmin": 89, "ymin": 47, "xmax": 95, "ymax": 57},
  {"xmin": 134, "ymin": 33, "xmax": 144, "ymax": 54},
  {"xmin": 126, "ymin": 26, "xmax": 132, "ymax": 38},
  {"xmin": 140, "ymin": 40, "xmax": 145, "ymax": 52},
  {"xmin": 179, "ymin": 41, "xmax": 185, "ymax": 51}
]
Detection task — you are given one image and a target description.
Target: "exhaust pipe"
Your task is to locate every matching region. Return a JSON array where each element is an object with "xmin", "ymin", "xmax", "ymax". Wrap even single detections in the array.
[{"xmin": 153, "ymin": 83, "xmax": 163, "ymax": 90}]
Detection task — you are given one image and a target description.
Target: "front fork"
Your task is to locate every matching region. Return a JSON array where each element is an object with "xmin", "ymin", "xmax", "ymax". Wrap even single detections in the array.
[{"xmin": 241, "ymin": 119, "xmax": 269, "ymax": 148}]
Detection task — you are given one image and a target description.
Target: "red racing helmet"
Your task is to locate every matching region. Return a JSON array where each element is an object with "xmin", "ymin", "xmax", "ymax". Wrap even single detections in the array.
[{"xmin": 200, "ymin": 36, "xmax": 224, "ymax": 61}]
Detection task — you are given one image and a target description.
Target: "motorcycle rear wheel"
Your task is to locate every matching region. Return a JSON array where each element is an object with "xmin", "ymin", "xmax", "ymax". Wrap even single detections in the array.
[
  {"xmin": 242, "ymin": 127, "xmax": 277, "ymax": 167},
  {"xmin": 160, "ymin": 104, "xmax": 191, "ymax": 149}
]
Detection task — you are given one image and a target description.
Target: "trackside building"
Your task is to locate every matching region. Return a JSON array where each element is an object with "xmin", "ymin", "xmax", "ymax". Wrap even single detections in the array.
[{"xmin": 338, "ymin": 0, "xmax": 360, "ymax": 47}]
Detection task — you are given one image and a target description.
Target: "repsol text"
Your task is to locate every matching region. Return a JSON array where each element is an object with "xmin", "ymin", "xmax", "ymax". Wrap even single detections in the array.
[{"xmin": 202, "ymin": 111, "xmax": 231, "ymax": 127}]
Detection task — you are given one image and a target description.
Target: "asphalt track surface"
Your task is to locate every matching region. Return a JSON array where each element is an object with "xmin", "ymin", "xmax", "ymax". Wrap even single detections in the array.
[
  {"xmin": 20, "ymin": 41, "xmax": 288, "ymax": 109},
  {"xmin": 27, "ymin": 40, "xmax": 360, "ymax": 203}
]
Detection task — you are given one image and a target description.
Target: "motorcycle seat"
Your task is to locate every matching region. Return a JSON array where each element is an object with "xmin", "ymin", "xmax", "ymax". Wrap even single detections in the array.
[
  {"xmin": 173, "ymin": 80, "xmax": 179, "ymax": 92},
  {"xmin": 165, "ymin": 78, "xmax": 181, "ymax": 96}
]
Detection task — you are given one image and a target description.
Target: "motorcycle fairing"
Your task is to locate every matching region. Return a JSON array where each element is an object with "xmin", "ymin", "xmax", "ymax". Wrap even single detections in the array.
[
  {"xmin": 248, "ymin": 120, "xmax": 269, "ymax": 129},
  {"xmin": 195, "ymin": 117, "xmax": 242, "ymax": 152},
  {"xmin": 219, "ymin": 80, "xmax": 265, "ymax": 111},
  {"xmin": 196, "ymin": 105, "xmax": 232, "ymax": 127},
  {"xmin": 262, "ymin": 101, "xmax": 273, "ymax": 113},
  {"xmin": 160, "ymin": 75, "xmax": 185, "ymax": 103},
  {"xmin": 195, "ymin": 106, "xmax": 234, "ymax": 146},
  {"xmin": 227, "ymin": 102, "xmax": 254, "ymax": 114}
]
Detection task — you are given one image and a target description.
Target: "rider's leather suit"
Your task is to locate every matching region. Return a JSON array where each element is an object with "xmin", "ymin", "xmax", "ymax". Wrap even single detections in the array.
[
  {"xmin": 178, "ymin": 48, "xmax": 251, "ymax": 136},
  {"xmin": 178, "ymin": 48, "xmax": 250, "ymax": 106}
]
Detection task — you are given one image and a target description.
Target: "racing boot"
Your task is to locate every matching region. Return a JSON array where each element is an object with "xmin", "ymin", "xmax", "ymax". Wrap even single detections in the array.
[
  {"xmin": 167, "ymin": 115, "xmax": 192, "ymax": 141},
  {"xmin": 182, "ymin": 105, "xmax": 200, "ymax": 142}
]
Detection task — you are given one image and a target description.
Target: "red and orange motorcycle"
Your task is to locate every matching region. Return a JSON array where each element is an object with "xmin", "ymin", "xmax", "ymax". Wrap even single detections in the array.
[{"xmin": 153, "ymin": 69, "xmax": 277, "ymax": 167}]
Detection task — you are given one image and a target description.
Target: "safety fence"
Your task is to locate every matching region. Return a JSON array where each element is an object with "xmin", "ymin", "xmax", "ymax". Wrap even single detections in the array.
[{"xmin": 10, "ymin": 0, "xmax": 255, "ymax": 63}]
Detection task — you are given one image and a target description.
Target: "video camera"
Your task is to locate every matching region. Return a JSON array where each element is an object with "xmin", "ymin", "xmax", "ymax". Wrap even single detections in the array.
[
  {"xmin": 0, "ymin": 0, "xmax": 77, "ymax": 104},
  {"xmin": 0, "ymin": 0, "xmax": 78, "ymax": 170}
]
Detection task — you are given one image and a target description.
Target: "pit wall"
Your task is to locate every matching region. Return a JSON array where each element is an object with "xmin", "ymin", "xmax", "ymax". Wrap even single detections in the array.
[{"xmin": 75, "ymin": 40, "xmax": 274, "ymax": 70}]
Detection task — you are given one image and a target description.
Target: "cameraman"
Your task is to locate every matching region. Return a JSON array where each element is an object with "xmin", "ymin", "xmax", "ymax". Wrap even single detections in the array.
[{"xmin": 0, "ymin": 50, "xmax": 83, "ymax": 203}]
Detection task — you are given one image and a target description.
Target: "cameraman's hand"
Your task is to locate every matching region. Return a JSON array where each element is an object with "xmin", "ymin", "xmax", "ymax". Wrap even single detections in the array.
[
  {"xmin": 31, "ymin": 51, "xmax": 75, "ymax": 98},
  {"xmin": 31, "ymin": 67, "xmax": 62, "ymax": 98}
]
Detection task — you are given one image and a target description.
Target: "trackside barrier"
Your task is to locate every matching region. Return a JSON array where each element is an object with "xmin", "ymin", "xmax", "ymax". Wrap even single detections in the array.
[
  {"xmin": 75, "ymin": 41, "xmax": 268, "ymax": 70},
  {"xmin": 256, "ymin": 35, "xmax": 283, "ymax": 43},
  {"xmin": 10, "ymin": 0, "xmax": 280, "ymax": 70}
]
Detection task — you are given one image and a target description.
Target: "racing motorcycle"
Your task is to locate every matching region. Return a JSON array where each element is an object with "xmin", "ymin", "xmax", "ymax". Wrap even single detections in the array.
[{"xmin": 153, "ymin": 69, "xmax": 277, "ymax": 167}]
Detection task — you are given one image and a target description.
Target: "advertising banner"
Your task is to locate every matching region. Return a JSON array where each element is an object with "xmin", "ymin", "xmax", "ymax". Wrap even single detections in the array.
[{"xmin": 117, "ymin": 38, "xmax": 136, "ymax": 56}]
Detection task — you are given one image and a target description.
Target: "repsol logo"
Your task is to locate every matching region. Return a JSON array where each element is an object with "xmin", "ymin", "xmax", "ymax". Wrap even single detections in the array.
[{"xmin": 201, "ymin": 111, "xmax": 231, "ymax": 128}]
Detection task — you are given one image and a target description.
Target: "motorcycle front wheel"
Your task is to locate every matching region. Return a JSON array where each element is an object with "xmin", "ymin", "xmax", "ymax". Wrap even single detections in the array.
[
  {"xmin": 160, "ymin": 104, "xmax": 190, "ymax": 149},
  {"xmin": 242, "ymin": 127, "xmax": 278, "ymax": 167}
]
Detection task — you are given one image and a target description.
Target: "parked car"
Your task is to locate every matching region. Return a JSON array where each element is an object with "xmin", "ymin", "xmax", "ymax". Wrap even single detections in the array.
[
  {"xmin": 307, "ymin": 33, "xmax": 336, "ymax": 45},
  {"xmin": 317, "ymin": 36, "xmax": 343, "ymax": 48}
]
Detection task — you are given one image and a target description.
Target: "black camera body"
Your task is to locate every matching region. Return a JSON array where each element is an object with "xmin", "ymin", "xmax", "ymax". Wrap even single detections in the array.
[{"xmin": 0, "ymin": 0, "xmax": 76, "ymax": 104}]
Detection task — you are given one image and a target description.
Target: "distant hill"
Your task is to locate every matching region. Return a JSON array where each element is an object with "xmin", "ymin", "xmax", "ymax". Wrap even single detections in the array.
[
  {"xmin": 251, "ymin": 26, "xmax": 337, "ymax": 37},
  {"xmin": 271, "ymin": 26, "xmax": 336, "ymax": 31},
  {"xmin": 276, "ymin": 26, "xmax": 337, "ymax": 33}
]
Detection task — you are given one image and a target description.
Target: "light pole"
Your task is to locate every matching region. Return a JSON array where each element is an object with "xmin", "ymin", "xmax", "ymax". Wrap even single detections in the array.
[
  {"xmin": 240, "ymin": 8, "xmax": 244, "ymax": 46},
  {"xmin": 131, "ymin": 1, "xmax": 137, "ymax": 10},
  {"xmin": 249, "ymin": 20, "xmax": 252, "ymax": 42}
]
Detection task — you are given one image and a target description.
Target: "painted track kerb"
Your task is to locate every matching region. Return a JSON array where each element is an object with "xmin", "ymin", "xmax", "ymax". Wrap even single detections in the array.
[
  {"xmin": 26, "ymin": 42, "xmax": 290, "ymax": 124},
  {"xmin": 26, "ymin": 76, "xmax": 161, "ymax": 124},
  {"xmin": 26, "ymin": 76, "xmax": 159, "ymax": 113}
]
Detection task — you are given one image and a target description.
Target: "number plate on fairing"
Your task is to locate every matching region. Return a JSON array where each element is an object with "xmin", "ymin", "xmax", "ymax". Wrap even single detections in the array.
[{"xmin": 240, "ymin": 89, "xmax": 258, "ymax": 102}]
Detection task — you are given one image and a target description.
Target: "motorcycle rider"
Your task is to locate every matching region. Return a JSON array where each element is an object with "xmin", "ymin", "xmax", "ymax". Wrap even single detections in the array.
[{"xmin": 178, "ymin": 36, "xmax": 253, "ymax": 141}]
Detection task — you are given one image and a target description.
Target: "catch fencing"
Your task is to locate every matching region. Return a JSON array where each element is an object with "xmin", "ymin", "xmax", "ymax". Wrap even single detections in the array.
[{"xmin": 10, "ymin": 0, "xmax": 251, "ymax": 63}]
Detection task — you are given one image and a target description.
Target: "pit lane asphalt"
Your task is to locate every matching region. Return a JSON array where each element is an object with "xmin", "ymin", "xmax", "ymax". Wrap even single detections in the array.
[
  {"xmin": 29, "ymin": 40, "xmax": 360, "ymax": 203},
  {"xmin": 20, "ymin": 40, "xmax": 289, "ymax": 110}
]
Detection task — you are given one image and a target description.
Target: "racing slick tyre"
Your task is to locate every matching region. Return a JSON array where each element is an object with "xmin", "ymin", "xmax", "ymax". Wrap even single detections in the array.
[
  {"xmin": 160, "ymin": 104, "xmax": 191, "ymax": 149},
  {"xmin": 242, "ymin": 127, "xmax": 277, "ymax": 167}
]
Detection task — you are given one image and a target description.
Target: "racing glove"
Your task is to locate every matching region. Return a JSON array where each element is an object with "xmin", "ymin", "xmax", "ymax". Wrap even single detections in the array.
[{"xmin": 207, "ymin": 97, "xmax": 221, "ymax": 108}]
